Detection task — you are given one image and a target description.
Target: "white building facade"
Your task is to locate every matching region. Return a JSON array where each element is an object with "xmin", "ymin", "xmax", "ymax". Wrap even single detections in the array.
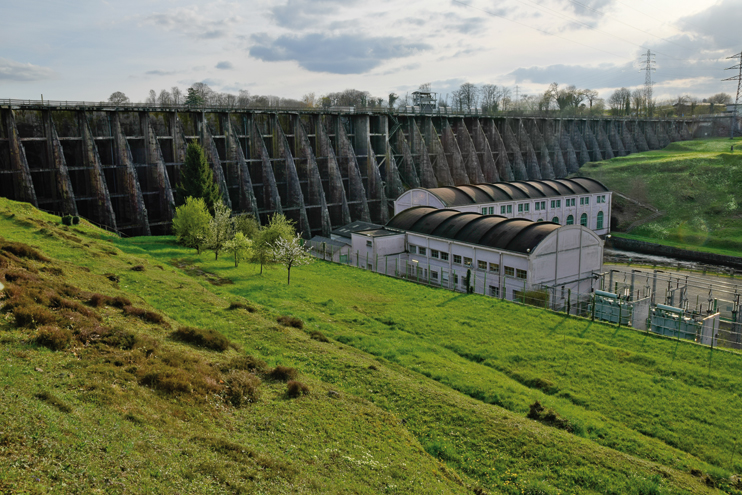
[
  {"xmin": 349, "ymin": 207, "xmax": 604, "ymax": 302},
  {"xmin": 393, "ymin": 178, "xmax": 612, "ymax": 236}
]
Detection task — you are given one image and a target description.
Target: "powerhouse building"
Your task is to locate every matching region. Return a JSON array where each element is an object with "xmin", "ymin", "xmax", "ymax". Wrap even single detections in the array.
[
  {"xmin": 347, "ymin": 206, "xmax": 603, "ymax": 301},
  {"xmin": 393, "ymin": 178, "xmax": 612, "ymax": 236}
]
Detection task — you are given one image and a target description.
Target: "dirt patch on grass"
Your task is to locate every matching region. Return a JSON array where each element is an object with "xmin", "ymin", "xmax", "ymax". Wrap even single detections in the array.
[{"xmin": 170, "ymin": 259, "xmax": 233, "ymax": 286}]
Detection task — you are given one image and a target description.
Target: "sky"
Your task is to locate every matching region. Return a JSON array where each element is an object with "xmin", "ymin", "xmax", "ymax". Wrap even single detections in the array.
[{"xmin": 0, "ymin": 0, "xmax": 740, "ymax": 104}]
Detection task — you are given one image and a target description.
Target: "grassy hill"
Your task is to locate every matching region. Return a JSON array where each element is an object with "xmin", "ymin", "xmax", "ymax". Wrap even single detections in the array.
[
  {"xmin": 1, "ymin": 197, "xmax": 742, "ymax": 494},
  {"xmin": 579, "ymin": 137, "xmax": 742, "ymax": 257}
]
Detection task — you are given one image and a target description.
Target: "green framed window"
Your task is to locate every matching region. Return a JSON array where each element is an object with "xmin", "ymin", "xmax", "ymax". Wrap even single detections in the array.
[
  {"xmin": 597, "ymin": 211, "xmax": 604, "ymax": 229},
  {"xmin": 580, "ymin": 213, "xmax": 588, "ymax": 226},
  {"xmin": 566, "ymin": 215, "xmax": 574, "ymax": 225}
]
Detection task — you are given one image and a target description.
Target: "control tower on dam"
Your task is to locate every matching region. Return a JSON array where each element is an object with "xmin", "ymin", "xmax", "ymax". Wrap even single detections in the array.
[{"xmin": 0, "ymin": 99, "xmax": 721, "ymax": 237}]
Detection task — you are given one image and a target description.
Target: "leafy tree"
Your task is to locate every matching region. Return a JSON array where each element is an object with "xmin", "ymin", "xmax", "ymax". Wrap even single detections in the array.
[
  {"xmin": 176, "ymin": 141, "xmax": 222, "ymax": 211},
  {"xmin": 388, "ymin": 93, "xmax": 398, "ymax": 109},
  {"xmin": 224, "ymin": 231, "xmax": 252, "ymax": 267},
  {"xmin": 172, "ymin": 197, "xmax": 211, "ymax": 254},
  {"xmin": 234, "ymin": 214, "xmax": 260, "ymax": 239},
  {"xmin": 185, "ymin": 87, "xmax": 205, "ymax": 106},
  {"xmin": 108, "ymin": 92, "xmax": 130, "ymax": 105},
  {"xmin": 252, "ymin": 214, "xmax": 295, "ymax": 274},
  {"xmin": 207, "ymin": 202, "xmax": 233, "ymax": 261},
  {"xmin": 271, "ymin": 234, "xmax": 313, "ymax": 285}
]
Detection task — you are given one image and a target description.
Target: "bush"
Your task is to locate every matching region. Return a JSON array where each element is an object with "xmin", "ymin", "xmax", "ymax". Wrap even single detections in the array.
[
  {"xmin": 102, "ymin": 327, "xmax": 139, "ymax": 350},
  {"xmin": 14, "ymin": 305, "xmax": 57, "ymax": 328},
  {"xmin": 277, "ymin": 315, "xmax": 303, "ymax": 329},
  {"xmin": 130, "ymin": 265, "xmax": 145, "ymax": 272},
  {"xmin": 122, "ymin": 305, "xmax": 168, "ymax": 326},
  {"xmin": 310, "ymin": 331, "xmax": 329, "ymax": 342},
  {"xmin": 227, "ymin": 301, "xmax": 256, "ymax": 312},
  {"xmin": 72, "ymin": 216, "xmax": 80, "ymax": 225},
  {"xmin": 269, "ymin": 365, "xmax": 297, "ymax": 382},
  {"xmin": 227, "ymin": 355, "xmax": 268, "ymax": 373},
  {"xmin": 226, "ymin": 370, "xmax": 261, "ymax": 406},
  {"xmin": 61, "ymin": 215, "xmax": 73, "ymax": 226},
  {"xmin": 171, "ymin": 326, "xmax": 231, "ymax": 351},
  {"xmin": 139, "ymin": 368, "xmax": 193, "ymax": 394},
  {"xmin": 34, "ymin": 326, "xmax": 72, "ymax": 350},
  {"xmin": 88, "ymin": 293, "xmax": 131, "ymax": 308},
  {"xmin": 286, "ymin": 380, "xmax": 310, "ymax": 398},
  {"xmin": 0, "ymin": 241, "xmax": 50, "ymax": 262}
]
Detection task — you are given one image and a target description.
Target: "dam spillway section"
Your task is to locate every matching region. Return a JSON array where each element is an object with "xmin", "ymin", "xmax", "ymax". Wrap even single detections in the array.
[{"xmin": 0, "ymin": 99, "xmax": 719, "ymax": 237}]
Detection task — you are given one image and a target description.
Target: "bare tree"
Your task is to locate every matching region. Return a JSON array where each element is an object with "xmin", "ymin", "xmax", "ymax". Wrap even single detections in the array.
[
  {"xmin": 108, "ymin": 91, "xmax": 130, "ymax": 104},
  {"xmin": 237, "ymin": 90, "xmax": 251, "ymax": 108},
  {"xmin": 146, "ymin": 90, "xmax": 157, "ymax": 105},
  {"xmin": 609, "ymin": 88, "xmax": 631, "ymax": 116},
  {"xmin": 481, "ymin": 84, "xmax": 504, "ymax": 114},
  {"xmin": 157, "ymin": 89, "xmax": 172, "ymax": 106},
  {"xmin": 171, "ymin": 87, "xmax": 182, "ymax": 105},
  {"xmin": 709, "ymin": 93, "xmax": 732, "ymax": 104},
  {"xmin": 454, "ymin": 82, "xmax": 479, "ymax": 111},
  {"xmin": 301, "ymin": 92, "xmax": 316, "ymax": 107},
  {"xmin": 271, "ymin": 234, "xmax": 313, "ymax": 285},
  {"xmin": 631, "ymin": 89, "xmax": 645, "ymax": 117}
]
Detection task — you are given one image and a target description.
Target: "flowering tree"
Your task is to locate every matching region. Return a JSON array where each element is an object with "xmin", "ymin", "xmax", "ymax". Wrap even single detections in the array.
[
  {"xmin": 224, "ymin": 232, "xmax": 252, "ymax": 267},
  {"xmin": 271, "ymin": 234, "xmax": 313, "ymax": 285}
]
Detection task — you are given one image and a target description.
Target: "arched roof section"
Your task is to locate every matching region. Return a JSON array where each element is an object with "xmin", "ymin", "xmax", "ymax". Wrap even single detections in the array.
[
  {"xmin": 426, "ymin": 187, "xmax": 476, "ymax": 206},
  {"xmin": 386, "ymin": 207, "xmax": 562, "ymax": 254},
  {"xmin": 403, "ymin": 178, "xmax": 609, "ymax": 207}
]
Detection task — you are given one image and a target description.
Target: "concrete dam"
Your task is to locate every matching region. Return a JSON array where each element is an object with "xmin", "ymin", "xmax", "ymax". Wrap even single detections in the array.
[{"xmin": 0, "ymin": 99, "xmax": 724, "ymax": 237}]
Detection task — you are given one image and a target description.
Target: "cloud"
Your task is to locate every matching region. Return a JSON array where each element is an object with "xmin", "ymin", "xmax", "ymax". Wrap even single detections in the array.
[
  {"xmin": 215, "ymin": 61, "xmax": 233, "ymax": 70},
  {"xmin": 249, "ymin": 33, "xmax": 431, "ymax": 74},
  {"xmin": 142, "ymin": 7, "xmax": 241, "ymax": 40},
  {"xmin": 0, "ymin": 58, "xmax": 56, "ymax": 81},
  {"xmin": 555, "ymin": 0, "xmax": 615, "ymax": 19},
  {"xmin": 145, "ymin": 69, "xmax": 178, "ymax": 76},
  {"xmin": 270, "ymin": 0, "xmax": 359, "ymax": 29},
  {"xmin": 678, "ymin": 0, "xmax": 742, "ymax": 51}
]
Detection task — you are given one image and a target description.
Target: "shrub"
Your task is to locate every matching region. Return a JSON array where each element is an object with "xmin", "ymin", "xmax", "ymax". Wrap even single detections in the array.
[
  {"xmin": 310, "ymin": 331, "xmax": 329, "ymax": 343},
  {"xmin": 227, "ymin": 301, "xmax": 256, "ymax": 312},
  {"xmin": 34, "ymin": 326, "xmax": 72, "ymax": 350},
  {"xmin": 88, "ymin": 294, "xmax": 131, "ymax": 308},
  {"xmin": 227, "ymin": 355, "xmax": 268, "ymax": 373},
  {"xmin": 0, "ymin": 242, "xmax": 50, "ymax": 262},
  {"xmin": 48, "ymin": 295, "xmax": 101, "ymax": 321},
  {"xmin": 61, "ymin": 215, "xmax": 73, "ymax": 226},
  {"xmin": 4, "ymin": 270, "xmax": 38, "ymax": 283},
  {"xmin": 130, "ymin": 265, "xmax": 145, "ymax": 272},
  {"xmin": 286, "ymin": 380, "xmax": 310, "ymax": 398},
  {"xmin": 102, "ymin": 327, "xmax": 138, "ymax": 350},
  {"xmin": 139, "ymin": 368, "xmax": 193, "ymax": 394},
  {"xmin": 104, "ymin": 273, "xmax": 120, "ymax": 283},
  {"xmin": 35, "ymin": 391, "xmax": 72, "ymax": 413},
  {"xmin": 122, "ymin": 305, "xmax": 169, "ymax": 326},
  {"xmin": 72, "ymin": 216, "xmax": 80, "ymax": 225},
  {"xmin": 277, "ymin": 315, "xmax": 303, "ymax": 329},
  {"xmin": 226, "ymin": 371, "xmax": 261, "ymax": 406},
  {"xmin": 14, "ymin": 305, "xmax": 57, "ymax": 328},
  {"xmin": 269, "ymin": 365, "xmax": 297, "ymax": 382},
  {"xmin": 171, "ymin": 326, "xmax": 231, "ymax": 351}
]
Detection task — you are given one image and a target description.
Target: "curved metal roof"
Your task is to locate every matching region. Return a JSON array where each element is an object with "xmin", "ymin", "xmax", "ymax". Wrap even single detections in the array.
[
  {"xmin": 423, "ymin": 178, "xmax": 608, "ymax": 206},
  {"xmin": 386, "ymin": 206, "xmax": 561, "ymax": 254}
]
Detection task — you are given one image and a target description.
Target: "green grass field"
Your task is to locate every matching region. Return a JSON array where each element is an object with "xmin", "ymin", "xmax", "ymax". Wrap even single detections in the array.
[
  {"xmin": 579, "ymin": 137, "xmax": 742, "ymax": 256},
  {"xmin": 2, "ymin": 197, "xmax": 742, "ymax": 494}
]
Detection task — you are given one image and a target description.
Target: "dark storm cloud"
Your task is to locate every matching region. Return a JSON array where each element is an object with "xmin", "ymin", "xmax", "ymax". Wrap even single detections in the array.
[
  {"xmin": 678, "ymin": 0, "xmax": 742, "ymax": 51},
  {"xmin": 249, "ymin": 33, "xmax": 431, "ymax": 74}
]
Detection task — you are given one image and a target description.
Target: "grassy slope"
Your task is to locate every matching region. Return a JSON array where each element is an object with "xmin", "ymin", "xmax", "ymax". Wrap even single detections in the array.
[
  {"xmin": 579, "ymin": 137, "xmax": 742, "ymax": 256},
  {"xmin": 0, "ymin": 197, "xmax": 738, "ymax": 494}
]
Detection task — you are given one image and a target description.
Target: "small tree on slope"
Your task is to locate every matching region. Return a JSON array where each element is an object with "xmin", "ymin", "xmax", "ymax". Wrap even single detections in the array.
[
  {"xmin": 252, "ymin": 214, "xmax": 295, "ymax": 275},
  {"xmin": 271, "ymin": 234, "xmax": 313, "ymax": 285},
  {"xmin": 207, "ymin": 202, "xmax": 234, "ymax": 261},
  {"xmin": 172, "ymin": 196, "xmax": 211, "ymax": 254}
]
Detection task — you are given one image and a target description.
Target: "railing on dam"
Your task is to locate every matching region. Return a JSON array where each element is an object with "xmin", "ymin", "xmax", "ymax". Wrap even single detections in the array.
[{"xmin": 0, "ymin": 98, "xmax": 728, "ymax": 121}]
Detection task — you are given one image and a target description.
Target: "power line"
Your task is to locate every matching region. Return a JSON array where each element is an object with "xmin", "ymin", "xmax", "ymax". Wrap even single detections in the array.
[{"xmin": 722, "ymin": 51, "xmax": 742, "ymax": 139}]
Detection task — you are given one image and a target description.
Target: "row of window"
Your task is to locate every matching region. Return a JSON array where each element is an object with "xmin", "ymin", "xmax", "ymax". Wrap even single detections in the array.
[
  {"xmin": 481, "ymin": 195, "xmax": 608, "ymax": 216},
  {"xmin": 409, "ymin": 245, "xmax": 528, "ymax": 278}
]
